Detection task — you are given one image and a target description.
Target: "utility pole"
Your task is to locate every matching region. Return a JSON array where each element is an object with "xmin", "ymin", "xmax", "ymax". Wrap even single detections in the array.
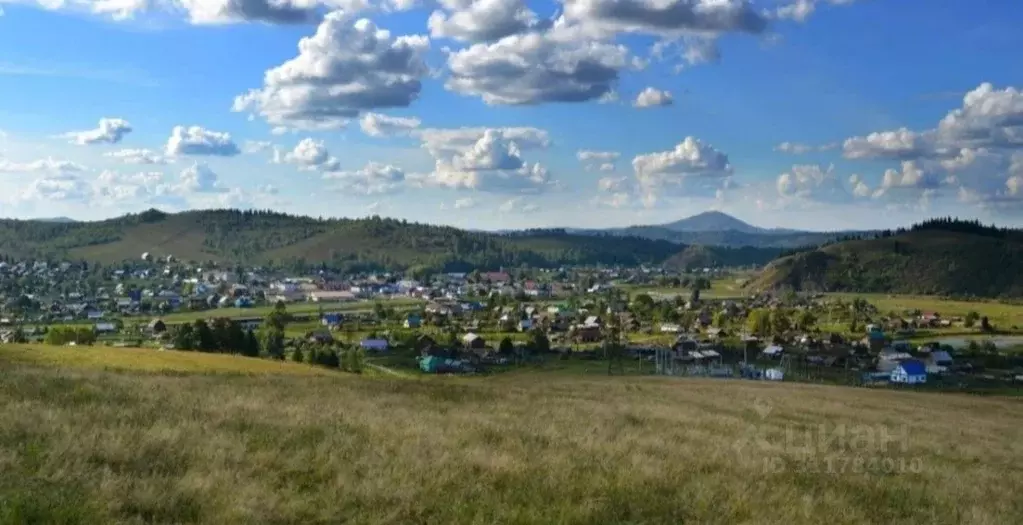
[{"xmin": 605, "ymin": 314, "xmax": 625, "ymax": 376}]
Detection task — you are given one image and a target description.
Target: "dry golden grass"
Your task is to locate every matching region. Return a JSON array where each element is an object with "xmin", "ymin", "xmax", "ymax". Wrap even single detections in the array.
[
  {"xmin": 1, "ymin": 354, "xmax": 1022, "ymax": 524},
  {"xmin": 0, "ymin": 344, "xmax": 336, "ymax": 377}
]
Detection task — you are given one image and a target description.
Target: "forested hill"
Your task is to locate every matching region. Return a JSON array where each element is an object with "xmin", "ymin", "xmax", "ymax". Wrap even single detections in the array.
[
  {"xmin": 0, "ymin": 209, "xmax": 782, "ymax": 272},
  {"xmin": 749, "ymin": 218, "xmax": 1023, "ymax": 298}
]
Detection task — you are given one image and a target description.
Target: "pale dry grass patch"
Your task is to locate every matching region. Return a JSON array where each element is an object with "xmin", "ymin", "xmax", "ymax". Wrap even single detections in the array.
[
  {"xmin": 1, "ymin": 362, "xmax": 1021, "ymax": 524},
  {"xmin": 0, "ymin": 344, "xmax": 337, "ymax": 376}
]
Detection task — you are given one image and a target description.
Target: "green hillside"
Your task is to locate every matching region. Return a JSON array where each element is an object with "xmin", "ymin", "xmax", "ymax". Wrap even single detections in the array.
[
  {"xmin": 0, "ymin": 209, "xmax": 780, "ymax": 271},
  {"xmin": 750, "ymin": 220, "xmax": 1023, "ymax": 298},
  {"xmin": 661, "ymin": 244, "xmax": 779, "ymax": 271}
]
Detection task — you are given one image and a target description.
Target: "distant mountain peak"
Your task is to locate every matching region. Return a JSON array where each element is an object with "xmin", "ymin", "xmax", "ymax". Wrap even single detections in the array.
[{"xmin": 660, "ymin": 211, "xmax": 762, "ymax": 234}]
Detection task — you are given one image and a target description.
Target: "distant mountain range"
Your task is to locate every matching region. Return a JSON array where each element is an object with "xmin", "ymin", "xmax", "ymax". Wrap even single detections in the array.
[
  {"xmin": 569, "ymin": 211, "xmax": 874, "ymax": 249},
  {"xmin": 12, "ymin": 210, "xmax": 1018, "ymax": 297},
  {"xmin": 11, "ymin": 211, "xmax": 868, "ymax": 252},
  {"xmin": 0, "ymin": 209, "xmax": 783, "ymax": 271},
  {"xmin": 657, "ymin": 211, "xmax": 776, "ymax": 234}
]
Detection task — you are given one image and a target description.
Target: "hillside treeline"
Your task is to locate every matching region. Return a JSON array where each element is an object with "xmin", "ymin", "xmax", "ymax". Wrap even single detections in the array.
[
  {"xmin": 755, "ymin": 219, "xmax": 1023, "ymax": 298},
  {"xmin": 0, "ymin": 209, "xmax": 780, "ymax": 272}
]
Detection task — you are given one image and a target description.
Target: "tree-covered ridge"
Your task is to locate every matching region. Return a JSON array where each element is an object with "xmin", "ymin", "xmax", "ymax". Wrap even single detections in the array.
[
  {"xmin": 751, "ymin": 220, "xmax": 1023, "ymax": 298},
  {"xmin": 0, "ymin": 209, "xmax": 781, "ymax": 271},
  {"xmin": 776, "ymin": 218, "xmax": 1022, "ymax": 259},
  {"xmin": 906, "ymin": 217, "xmax": 1015, "ymax": 238},
  {"xmin": 582, "ymin": 225, "xmax": 877, "ymax": 249}
]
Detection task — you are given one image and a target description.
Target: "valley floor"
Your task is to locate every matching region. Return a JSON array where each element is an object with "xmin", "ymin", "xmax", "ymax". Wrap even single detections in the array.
[{"xmin": 2, "ymin": 346, "xmax": 1022, "ymax": 524}]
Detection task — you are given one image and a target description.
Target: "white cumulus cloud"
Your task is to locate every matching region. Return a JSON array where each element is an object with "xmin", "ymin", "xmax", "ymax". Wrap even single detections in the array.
[
  {"xmin": 498, "ymin": 196, "xmax": 539, "ymax": 213},
  {"xmin": 0, "ymin": 157, "xmax": 86, "ymax": 174},
  {"xmin": 165, "ymin": 125, "xmax": 240, "ymax": 156},
  {"xmin": 841, "ymin": 82, "xmax": 1023, "ymax": 207},
  {"xmin": 428, "ymin": 0, "xmax": 540, "ymax": 42},
  {"xmin": 445, "ymin": 26, "xmax": 629, "ymax": 105},
  {"xmin": 578, "ymin": 150, "xmax": 620, "ymax": 171},
  {"xmin": 634, "ymin": 87, "xmax": 673, "ymax": 108},
  {"xmin": 20, "ymin": 173, "xmax": 92, "ymax": 202},
  {"xmin": 413, "ymin": 128, "xmax": 553, "ymax": 193},
  {"xmin": 359, "ymin": 112, "xmax": 421, "ymax": 137},
  {"xmin": 323, "ymin": 161, "xmax": 407, "ymax": 194},
  {"xmin": 179, "ymin": 162, "xmax": 227, "ymax": 193},
  {"xmin": 233, "ymin": 12, "xmax": 430, "ymax": 130},
  {"xmin": 453, "ymin": 197, "xmax": 477, "ymax": 209},
  {"xmin": 64, "ymin": 117, "xmax": 132, "ymax": 145},
  {"xmin": 776, "ymin": 164, "xmax": 850, "ymax": 203},
  {"xmin": 104, "ymin": 148, "xmax": 168, "ymax": 164},
  {"xmin": 632, "ymin": 136, "xmax": 732, "ymax": 206}
]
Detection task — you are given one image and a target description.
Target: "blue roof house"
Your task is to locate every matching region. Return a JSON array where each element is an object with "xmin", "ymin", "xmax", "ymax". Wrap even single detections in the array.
[
  {"xmin": 890, "ymin": 360, "xmax": 927, "ymax": 385},
  {"xmin": 404, "ymin": 314, "xmax": 422, "ymax": 328},
  {"xmin": 360, "ymin": 338, "xmax": 390, "ymax": 352},
  {"xmin": 321, "ymin": 313, "xmax": 343, "ymax": 327}
]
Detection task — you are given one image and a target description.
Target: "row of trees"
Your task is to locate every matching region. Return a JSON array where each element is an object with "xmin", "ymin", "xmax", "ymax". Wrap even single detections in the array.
[
  {"xmin": 292, "ymin": 344, "xmax": 365, "ymax": 373},
  {"xmin": 744, "ymin": 308, "xmax": 817, "ymax": 338},
  {"xmin": 907, "ymin": 217, "xmax": 1012, "ymax": 238},
  {"xmin": 44, "ymin": 326, "xmax": 97, "ymax": 346},
  {"xmin": 169, "ymin": 302, "xmax": 292, "ymax": 357},
  {"xmin": 171, "ymin": 319, "xmax": 260, "ymax": 356},
  {"xmin": 778, "ymin": 218, "xmax": 1018, "ymax": 261},
  {"xmin": 165, "ymin": 302, "xmax": 365, "ymax": 372}
]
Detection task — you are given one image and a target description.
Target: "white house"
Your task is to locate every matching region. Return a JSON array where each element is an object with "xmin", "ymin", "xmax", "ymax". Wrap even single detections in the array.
[
  {"xmin": 270, "ymin": 281, "xmax": 299, "ymax": 293},
  {"xmin": 271, "ymin": 290, "xmax": 306, "ymax": 303},
  {"xmin": 396, "ymin": 280, "xmax": 420, "ymax": 292},
  {"xmin": 890, "ymin": 360, "xmax": 927, "ymax": 384},
  {"xmin": 925, "ymin": 351, "xmax": 954, "ymax": 374},
  {"xmin": 877, "ymin": 351, "xmax": 914, "ymax": 372},
  {"xmin": 95, "ymin": 322, "xmax": 117, "ymax": 333},
  {"xmin": 309, "ymin": 290, "xmax": 357, "ymax": 302}
]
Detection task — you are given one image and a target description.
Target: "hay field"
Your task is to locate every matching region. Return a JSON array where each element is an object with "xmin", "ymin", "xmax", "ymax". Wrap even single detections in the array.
[
  {"xmin": 0, "ymin": 344, "xmax": 336, "ymax": 377},
  {"xmin": 621, "ymin": 275, "xmax": 751, "ymax": 300},
  {"xmin": 829, "ymin": 293, "xmax": 1023, "ymax": 328},
  {"xmin": 1, "ymin": 353, "xmax": 1021, "ymax": 524},
  {"xmin": 153, "ymin": 297, "xmax": 424, "ymax": 324}
]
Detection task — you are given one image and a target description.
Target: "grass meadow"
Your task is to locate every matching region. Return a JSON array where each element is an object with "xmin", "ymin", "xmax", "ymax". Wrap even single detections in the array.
[
  {"xmin": 830, "ymin": 293, "xmax": 1023, "ymax": 328},
  {"xmin": 150, "ymin": 297, "xmax": 424, "ymax": 324},
  {"xmin": 625, "ymin": 278, "xmax": 1023, "ymax": 330},
  {"xmin": 0, "ymin": 344, "xmax": 337, "ymax": 377},
  {"xmin": 2, "ymin": 344, "xmax": 1023, "ymax": 524},
  {"xmin": 620, "ymin": 276, "xmax": 750, "ymax": 300}
]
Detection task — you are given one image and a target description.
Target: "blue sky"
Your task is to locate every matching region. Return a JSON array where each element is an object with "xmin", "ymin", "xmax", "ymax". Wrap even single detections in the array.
[{"xmin": 1, "ymin": 0, "xmax": 1022, "ymax": 231}]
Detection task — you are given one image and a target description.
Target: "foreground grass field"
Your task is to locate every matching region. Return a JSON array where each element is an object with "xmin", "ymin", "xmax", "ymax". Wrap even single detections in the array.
[{"xmin": 2, "ymin": 350, "xmax": 1022, "ymax": 524}]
